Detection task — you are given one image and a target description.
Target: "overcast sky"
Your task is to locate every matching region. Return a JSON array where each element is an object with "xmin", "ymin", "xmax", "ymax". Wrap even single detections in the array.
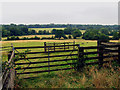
[{"xmin": 1, "ymin": 2, "xmax": 118, "ymax": 25}]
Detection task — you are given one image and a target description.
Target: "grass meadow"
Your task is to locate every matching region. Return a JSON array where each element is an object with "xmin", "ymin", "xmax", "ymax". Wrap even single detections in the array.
[{"xmin": 1, "ymin": 39, "xmax": 120, "ymax": 88}]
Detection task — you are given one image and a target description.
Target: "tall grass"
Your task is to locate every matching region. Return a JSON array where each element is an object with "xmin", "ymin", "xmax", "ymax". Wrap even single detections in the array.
[{"xmin": 14, "ymin": 62, "xmax": 120, "ymax": 88}]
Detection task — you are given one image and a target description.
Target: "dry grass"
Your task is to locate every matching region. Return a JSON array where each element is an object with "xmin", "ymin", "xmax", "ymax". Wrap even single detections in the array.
[{"xmin": 15, "ymin": 62, "xmax": 120, "ymax": 88}]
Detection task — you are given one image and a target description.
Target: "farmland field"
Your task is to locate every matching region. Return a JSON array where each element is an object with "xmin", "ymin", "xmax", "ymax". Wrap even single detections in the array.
[
  {"xmin": 1, "ymin": 39, "xmax": 120, "ymax": 88},
  {"xmin": 2, "ymin": 40, "xmax": 98, "ymax": 87},
  {"xmin": 28, "ymin": 28, "xmax": 65, "ymax": 32}
]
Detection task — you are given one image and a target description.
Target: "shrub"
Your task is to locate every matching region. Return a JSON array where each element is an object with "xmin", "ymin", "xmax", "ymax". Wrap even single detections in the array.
[{"xmin": 68, "ymin": 35, "xmax": 72, "ymax": 39}]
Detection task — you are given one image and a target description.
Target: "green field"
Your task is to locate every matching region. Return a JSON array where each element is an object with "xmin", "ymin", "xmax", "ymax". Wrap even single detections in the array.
[{"xmin": 2, "ymin": 40, "xmax": 120, "ymax": 88}]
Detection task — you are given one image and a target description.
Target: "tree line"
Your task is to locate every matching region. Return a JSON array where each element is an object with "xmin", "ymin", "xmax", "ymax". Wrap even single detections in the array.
[{"xmin": 2, "ymin": 23, "xmax": 119, "ymax": 40}]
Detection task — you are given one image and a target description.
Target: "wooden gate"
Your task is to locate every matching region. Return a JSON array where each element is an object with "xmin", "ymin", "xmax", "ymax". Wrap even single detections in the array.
[{"xmin": 14, "ymin": 44, "xmax": 79, "ymax": 79}]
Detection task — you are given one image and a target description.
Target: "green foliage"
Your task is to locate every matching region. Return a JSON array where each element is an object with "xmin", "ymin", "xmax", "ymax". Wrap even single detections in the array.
[
  {"xmin": 68, "ymin": 35, "xmax": 72, "ymax": 39},
  {"xmin": 112, "ymin": 32, "xmax": 119, "ymax": 40},
  {"xmin": 83, "ymin": 29, "xmax": 109, "ymax": 40},
  {"xmin": 51, "ymin": 29, "xmax": 57, "ymax": 34},
  {"xmin": 6, "ymin": 36, "xmax": 40, "ymax": 40},
  {"xmin": 72, "ymin": 30, "xmax": 82, "ymax": 39},
  {"xmin": 55, "ymin": 30, "xmax": 65, "ymax": 39}
]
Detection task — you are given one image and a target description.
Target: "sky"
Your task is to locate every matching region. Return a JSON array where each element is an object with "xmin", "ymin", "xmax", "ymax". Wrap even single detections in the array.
[{"xmin": 0, "ymin": 1, "xmax": 119, "ymax": 25}]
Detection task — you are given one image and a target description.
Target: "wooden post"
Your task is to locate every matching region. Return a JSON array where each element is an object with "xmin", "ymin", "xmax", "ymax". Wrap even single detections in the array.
[
  {"xmin": 73, "ymin": 41, "xmax": 75, "ymax": 50},
  {"xmin": 97, "ymin": 40, "xmax": 100, "ymax": 46},
  {"xmin": 44, "ymin": 42, "xmax": 46, "ymax": 52},
  {"xmin": 64, "ymin": 42, "xmax": 65, "ymax": 51},
  {"xmin": 9, "ymin": 43, "xmax": 15, "ymax": 89},
  {"xmin": 54, "ymin": 43, "xmax": 55, "ymax": 52},
  {"xmin": 118, "ymin": 46, "xmax": 120, "ymax": 64},
  {"xmin": 48, "ymin": 46, "xmax": 50, "ymax": 74},
  {"xmin": 8, "ymin": 51, "xmax": 12, "ymax": 61},
  {"xmin": 68, "ymin": 43, "xmax": 69, "ymax": 49},
  {"xmin": 77, "ymin": 45, "xmax": 84, "ymax": 71},
  {"xmin": 98, "ymin": 45, "xmax": 104, "ymax": 68}
]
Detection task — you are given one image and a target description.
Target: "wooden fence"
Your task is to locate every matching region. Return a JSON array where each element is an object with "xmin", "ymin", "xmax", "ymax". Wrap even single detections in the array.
[
  {"xmin": 14, "ymin": 44, "xmax": 79, "ymax": 79},
  {"xmin": 2, "ymin": 42, "xmax": 120, "ymax": 80},
  {"xmin": 44, "ymin": 41, "xmax": 75, "ymax": 52},
  {"xmin": 2, "ymin": 45, "xmax": 15, "ymax": 89},
  {"xmin": 78, "ymin": 44, "xmax": 120, "ymax": 68},
  {"xmin": 98, "ymin": 41, "xmax": 120, "ymax": 56}
]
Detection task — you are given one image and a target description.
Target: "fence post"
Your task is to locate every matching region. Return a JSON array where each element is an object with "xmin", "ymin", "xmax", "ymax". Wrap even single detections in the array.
[
  {"xmin": 48, "ymin": 46, "xmax": 50, "ymax": 74},
  {"xmin": 98, "ymin": 45, "xmax": 104, "ymax": 68},
  {"xmin": 9, "ymin": 43, "xmax": 15, "ymax": 89},
  {"xmin": 54, "ymin": 43, "xmax": 55, "ymax": 52},
  {"xmin": 118, "ymin": 46, "xmax": 120, "ymax": 64},
  {"xmin": 77, "ymin": 45, "xmax": 84, "ymax": 71},
  {"xmin": 73, "ymin": 41, "xmax": 75, "ymax": 50},
  {"xmin": 64, "ymin": 42, "xmax": 65, "ymax": 51},
  {"xmin": 44, "ymin": 42, "xmax": 46, "ymax": 52}
]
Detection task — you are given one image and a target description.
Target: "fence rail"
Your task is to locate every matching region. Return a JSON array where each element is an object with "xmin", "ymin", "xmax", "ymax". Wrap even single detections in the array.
[
  {"xmin": 44, "ymin": 41, "xmax": 76, "ymax": 52},
  {"xmin": 2, "ymin": 47, "xmax": 15, "ymax": 89},
  {"xmin": 2, "ymin": 41, "xmax": 120, "ymax": 80},
  {"xmin": 78, "ymin": 44, "xmax": 120, "ymax": 68}
]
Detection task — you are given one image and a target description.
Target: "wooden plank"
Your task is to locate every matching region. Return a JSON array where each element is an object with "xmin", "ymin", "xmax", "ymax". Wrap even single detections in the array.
[
  {"xmin": 84, "ymin": 56, "xmax": 99, "ymax": 60},
  {"xmin": 80, "ymin": 46, "xmax": 99, "ymax": 49},
  {"xmin": 8, "ymin": 50, "xmax": 15, "ymax": 64},
  {"xmin": 84, "ymin": 55, "xmax": 118, "ymax": 60},
  {"xmin": 15, "ymin": 62, "xmax": 77, "ymax": 70},
  {"xmin": 16, "ymin": 54, "xmax": 78, "ymax": 60},
  {"xmin": 83, "ymin": 51, "xmax": 98, "ymax": 55},
  {"xmin": 46, "ymin": 42, "xmax": 73, "ymax": 44},
  {"xmin": 86, "ymin": 59, "xmax": 118, "ymax": 65},
  {"xmin": 15, "ymin": 58, "xmax": 77, "ymax": 65},
  {"xmin": 15, "ymin": 49, "xmax": 77, "ymax": 55},
  {"xmin": 104, "ymin": 49, "xmax": 118, "ymax": 52},
  {"xmin": 17, "ymin": 67, "xmax": 73, "ymax": 74},
  {"xmin": 102, "ymin": 45, "xmax": 120, "ymax": 48},
  {"xmin": 14, "ymin": 44, "xmax": 79, "ymax": 49},
  {"xmin": 2, "ymin": 69, "xmax": 10, "ymax": 86}
]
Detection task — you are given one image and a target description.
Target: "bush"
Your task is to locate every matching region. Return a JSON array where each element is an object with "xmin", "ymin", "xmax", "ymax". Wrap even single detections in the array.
[
  {"xmin": 63, "ymin": 35, "xmax": 68, "ymax": 39},
  {"xmin": 68, "ymin": 35, "xmax": 72, "ymax": 39},
  {"xmin": 41, "ymin": 37, "xmax": 54, "ymax": 40}
]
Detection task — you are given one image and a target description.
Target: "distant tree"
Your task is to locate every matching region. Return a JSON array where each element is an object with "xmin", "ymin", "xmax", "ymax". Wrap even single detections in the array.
[
  {"xmin": 30, "ymin": 30, "xmax": 36, "ymax": 35},
  {"xmin": 16, "ymin": 36, "xmax": 20, "ymax": 40},
  {"xmin": 2, "ymin": 30, "xmax": 10, "ymax": 37},
  {"xmin": 38, "ymin": 30, "xmax": 43, "ymax": 35},
  {"xmin": 68, "ymin": 35, "xmax": 72, "ymax": 39},
  {"xmin": 43, "ymin": 30, "xmax": 47, "ymax": 34},
  {"xmin": 55, "ymin": 30, "xmax": 65, "ymax": 39},
  {"xmin": 72, "ymin": 30, "xmax": 82, "ymax": 39},
  {"xmin": 63, "ymin": 35, "xmax": 68, "ymax": 39},
  {"xmin": 51, "ymin": 29, "xmax": 57, "ymax": 34},
  {"xmin": 100, "ymin": 28, "xmax": 109, "ymax": 35},
  {"xmin": 112, "ymin": 32, "xmax": 119, "ymax": 40},
  {"xmin": 98, "ymin": 33, "xmax": 109, "ymax": 41}
]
